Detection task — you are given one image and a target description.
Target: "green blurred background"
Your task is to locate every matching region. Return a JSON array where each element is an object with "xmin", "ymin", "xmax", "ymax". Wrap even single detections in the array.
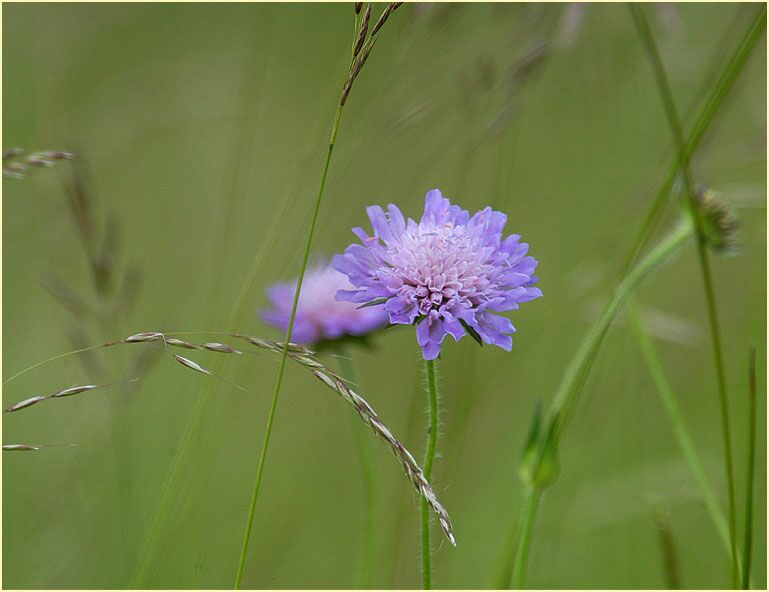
[{"xmin": 3, "ymin": 2, "xmax": 766, "ymax": 589}]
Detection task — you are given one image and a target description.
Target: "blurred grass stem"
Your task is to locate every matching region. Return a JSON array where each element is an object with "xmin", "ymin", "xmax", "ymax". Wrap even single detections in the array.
[
  {"xmin": 629, "ymin": 5, "xmax": 741, "ymax": 584},
  {"xmin": 234, "ymin": 102, "xmax": 343, "ymax": 590},
  {"xmin": 628, "ymin": 301, "xmax": 730, "ymax": 551},
  {"xmin": 741, "ymin": 346, "xmax": 757, "ymax": 589},
  {"xmin": 620, "ymin": 4, "xmax": 766, "ymax": 275}
]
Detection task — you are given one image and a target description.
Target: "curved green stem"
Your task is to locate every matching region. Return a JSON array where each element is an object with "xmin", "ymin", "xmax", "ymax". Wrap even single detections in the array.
[
  {"xmin": 509, "ymin": 220, "xmax": 694, "ymax": 588},
  {"xmin": 234, "ymin": 104, "xmax": 343, "ymax": 590},
  {"xmin": 550, "ymin": 221, "xmax": 694, "ymax": 439},
  {"xmin": 421, "ymin": 358, "xmax": 439, "ymax": 589}
]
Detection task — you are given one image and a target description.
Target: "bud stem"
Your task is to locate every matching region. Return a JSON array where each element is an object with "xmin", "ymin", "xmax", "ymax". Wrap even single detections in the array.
[{"xmin": 509, "ymin": 488, "xmax": 541, "ymax": 589}]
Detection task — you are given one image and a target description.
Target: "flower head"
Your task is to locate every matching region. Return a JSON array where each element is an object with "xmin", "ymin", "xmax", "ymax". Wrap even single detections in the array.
[
  {"xmin": 333, "ymin": 189, "xmax": 542, "ymax": 359},
  {"xmin": 261, "ymin": 263, "xmax": 388, "ymax": 346}
]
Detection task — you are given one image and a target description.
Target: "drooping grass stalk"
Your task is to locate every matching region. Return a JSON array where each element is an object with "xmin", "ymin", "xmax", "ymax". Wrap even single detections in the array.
[
  {"xmin": 509, "ymin": 488, "xmax": 540, "ymax": 589},
  {"xmin": 506, "ymin": 219, "xmax": 695, "ymax": 588},
  {"xmin": 3, "ymin": 342, "xmax": 119, "ymax": 386},
  {"xmin": 4, "ymin": 330, "xmax": 455, "ymax": 545},
  {"xmin": 2, "ymin": 148, "xmax": 73, "ymax": 178},
  {"xmin": 235, "ymin": 7, "xmax": 401, "ymax": 586},
  {"xmin": 628, "ymin": 5, "xmax": 742, "ymax": 584},
  {"xmin": 338, "ymin": 349, "xmax": 378, "ymax": 589},
  {"xmin": 741, "ymin": 346, "xmax": 757, "ymax": 589},
  {"xmin": 628, "ymin": 300, "xmax": 730, "ymax": 551},
  {"xmin": 620, "ymin": 4, "xmax": 767, "ymax": 276},
  {"xmin": 421, "ymin": 358, "xmax": 440, "ymax": 590}
]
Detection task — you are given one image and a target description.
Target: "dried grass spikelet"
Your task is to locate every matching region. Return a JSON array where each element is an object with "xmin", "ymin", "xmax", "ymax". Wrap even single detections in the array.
[
  {"xmin": 3, "ymin": 443, "xmax": 77, "ymax": 451},
  {"xmin": 3, "ymin": 148, "xmax": 74, "ymax": 178},
  {"xmin": 340, "ymin": 2, "xmax": 402, "ymax": 106},
  {"xmin": 4, "ymin": 382, "xmax": 120, "ymax": 414},
  {"xmin": 4, "ymin": 329, "xmax": 456, "ymax": 544}
]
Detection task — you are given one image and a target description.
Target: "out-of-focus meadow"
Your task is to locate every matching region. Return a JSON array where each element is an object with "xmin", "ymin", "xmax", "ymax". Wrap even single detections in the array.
[{"xmin": 3, "ymin": 3, "xmax": 766, "ymax": 589}]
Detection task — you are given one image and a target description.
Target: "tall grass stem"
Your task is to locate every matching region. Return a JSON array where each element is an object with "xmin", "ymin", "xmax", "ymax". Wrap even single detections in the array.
[
  {"xmin": 741, "ymin": 346, "xmax": 757, "ymax": 589},
  {"xmin": 620, "ymin": 4, "xmax": 766, "ymax": 276},
  {"xmin": 628, "ymin": 5, "xmax": 741, "ymax": 584},
  {"xmin": 628, "ymin": 300, "xmax": 730, "ymax": 550},
  {"xmin": 234, "ymin": 104, "xmax": 343, "ymax": 589}
]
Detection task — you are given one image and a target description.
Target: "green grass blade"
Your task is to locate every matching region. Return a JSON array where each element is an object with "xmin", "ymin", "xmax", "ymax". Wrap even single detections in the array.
[{"xmin": 628, "ymin": 300, "xmax": 730, "ymax": 551}]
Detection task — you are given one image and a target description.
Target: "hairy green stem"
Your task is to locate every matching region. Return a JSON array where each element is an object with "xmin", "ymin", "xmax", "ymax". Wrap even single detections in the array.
[
  {"xmin": 339, "ymin": 350, "xmax": 378, "ymax": 589},
  {"xmin": 234, "ymin": 104, "xmax": 343, "ymax": 589},
  {"xmin": 628, "ymin": 300, "xmax": 730, "ymax": 551},
  {"xmin": 628, "ymin": 5, "xmax": 741, "ymax": 584},
  {"xmin": 510, "ymin": 489, "xmax": 541, "ymax": 589},
  {"xmin": 421, "ymin": 358, "xmax": 440, "ymax": 589}
]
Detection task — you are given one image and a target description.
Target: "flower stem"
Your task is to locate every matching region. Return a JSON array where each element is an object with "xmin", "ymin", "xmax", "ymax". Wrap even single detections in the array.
[
  {"xmin": 510, "ymin": 488, "xmax": 540, "ymax": 589},
  {"xmin": 234, "ymin": 102, "xmax": 343, "ymax": 590},
  {"xmin": 421, "ymin": 358, "xmax": 440, "ymax": 590},
  {"xmin": 339, "ymin": 350, "xmax": 378, "ymax": 589}
]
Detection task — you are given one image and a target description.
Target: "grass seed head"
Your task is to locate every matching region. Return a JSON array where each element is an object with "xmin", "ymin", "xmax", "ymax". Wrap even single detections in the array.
[
  {"xmin": 52, "ymin": 385, "xmax": 98, "ymax": 397},
  {"xmin": 201, "ymin": 342, "xmax": 242, "ymax": 354},
  {"xmin": 4, "ymin": 395, "xmax": 47, "ymax": 413},
  {"xmin": 174, "ymin": 354, "xmax": 212, "ymax": 375}
]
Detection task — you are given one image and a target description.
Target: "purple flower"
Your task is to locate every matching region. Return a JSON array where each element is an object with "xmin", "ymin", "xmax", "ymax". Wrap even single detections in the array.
[
  {"xmin": 333, "ymin": 189, "xmax": 542, "ymax": 360},
  {"xmin": 261, "ymin": 263, "xmax": 389, "ymax": 346}
]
